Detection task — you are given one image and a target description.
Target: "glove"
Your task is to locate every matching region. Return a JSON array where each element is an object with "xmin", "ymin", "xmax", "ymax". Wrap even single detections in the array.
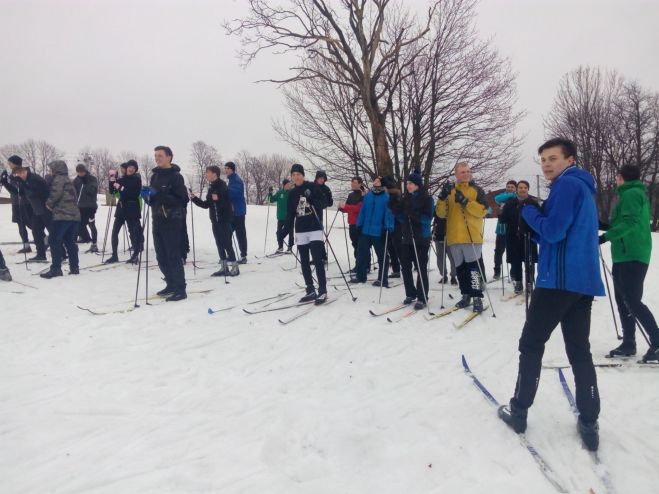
[
  {"xmin": 599, "ymin": 234, "xmax": 608, "ymax": 245},
  {"xmin": 454, "ymin": 190, "xmax": 469, "ymax": 207},
  {"xmin": 598, "ymin": 220, "xmax": 610, "ymax": 231},
  {"xmin": 0, "ymin": 170, "xmax": 8, "ymax": 181},
  {"xmin": 268, "ymin": 186, "xmax": 274, "ymax": 193},
  {"xmin": 140, "ymin": 186, "xmax": 156, "ymax": 200},
  {"xmin": 113, "ymin": 182, "xmax": 121, "ymax": 191},
  {"xmin": 438, "ymin": 182, "xmax": 452, "ymax": 200}
]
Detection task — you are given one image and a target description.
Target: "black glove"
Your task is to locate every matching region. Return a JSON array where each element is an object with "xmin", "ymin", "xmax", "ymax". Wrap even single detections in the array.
[
  {"xmin": 454, "ymin": 190, "xmax": 469, "ymax": 207},
  {"xmin": 0, "ymin": 169, "xmax": 8, "ymax": 183},
  {"xmin": 599, "ymin": 234, "xmax": 608, "ymax": 245},
  {"xmin": 438, "ymin": 182, "xmax": 452, "ymax": 200}
]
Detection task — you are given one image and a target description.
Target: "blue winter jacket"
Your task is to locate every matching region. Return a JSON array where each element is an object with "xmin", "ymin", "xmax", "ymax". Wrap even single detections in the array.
[
  {"xmin": 356, "ymin": 190, "xmax": 395, "ymax": 237},
  {"xmin": 227, "ymin": 173, "xmax": 247, "ymax": 217},
  {"xmin": 522, "ymin": 165, "xmax": 605, "ymax": 297}
]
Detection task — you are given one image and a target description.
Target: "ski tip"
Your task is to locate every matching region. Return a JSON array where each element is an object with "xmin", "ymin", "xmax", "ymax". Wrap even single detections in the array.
[
  {"xmin": 207, "ymin": 308, "xmax": 213, "ymax": 315},
  {"xmin": 351, "ymin": 297, "xmax": 358, "ymax": 302},
  {"xmin": 461, "ymin": 354, "xmax": 468, "ymax": 369}
]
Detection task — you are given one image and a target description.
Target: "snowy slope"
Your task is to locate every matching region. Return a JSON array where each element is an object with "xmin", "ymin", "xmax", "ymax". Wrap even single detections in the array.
[{"xmin": 1, "ymin": 203, "xmax": 658, "ymax": 494}]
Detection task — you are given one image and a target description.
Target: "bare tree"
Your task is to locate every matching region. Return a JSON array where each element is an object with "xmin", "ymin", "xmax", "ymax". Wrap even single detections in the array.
[
  {"xmin": 1, "ymin": 139, "xmax": 63, "ymax": 176},
  {"xmin": 227, "ymin": 0, "xmax": 436, "ymax": 177},
  {"xmin": 190, "ymin": 141, "xmax": 222, "ymax": 195}
]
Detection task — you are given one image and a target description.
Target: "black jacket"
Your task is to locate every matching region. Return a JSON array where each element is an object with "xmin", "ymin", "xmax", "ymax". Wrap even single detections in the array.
[
  {"xmin": 1, "ymin": 169, "xmax": 33, "ymax": 223},
  {"xmin": 191, "ymin": 178, "xmax": 233, "ymax": 224},
  {"xmin": 73, "ymin": 174, "xmax": 98, "ymax": 209},
  {"xmin": 499, "ymin": 196, "xmax": 539, "ymax": 264},
  {"xmin": 149, "ymin": 164, "xmax": 189, "ymax": 226},
  {"xmin": 22, "ymin": 170, "xmax": 51, "ymax": 217},
  {"xmin": 111, "ymin": 173, "xmax": 142, "ymax": 220},
  {"xmin": 287, "ymin": 181, "xmax": 327, "ymax": 233},
  {"xmin": 390, "ymin": 187, "xmax": 434, "ymax": 246},
  {"xmin": 316, "ymin": 183, "xmax": 333, "ymax": 215}
]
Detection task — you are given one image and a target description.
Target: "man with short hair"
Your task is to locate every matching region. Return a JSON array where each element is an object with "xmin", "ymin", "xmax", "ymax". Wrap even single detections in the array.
[
  {"xmin": 268, "ymin": 178, "xmax": 294, "ymax": 253},
  {"xmin": 436, "ymin": 162, "xmax": 488, "ymax": 313},
  {"xmin": 105, "ymin": 160, "xmax": 143, "ymax": 264},
  {"xmin": 224, "ymin": 161, "xmax": 248, "ymax": 263},
  {"xmin": 287, "ymin": 163, "xmax": 328, "ymax": 304},
  {"xmin": 73, "ymin": 164, "xmax": 99, "ymax": 252},
  {"xmin": 498, "ymin": 138, "xmax": 604, "ymax": 452},
  {"xmin": 14, "ymin": 167, "xmax": 51, "ymax": 263},
  {"xmin": 141, "ymin": 146, "xmax": 189, "ymax": 301},
  {"xmin": 493, "ymin": 180, "xmax": 517, "ymax": 279},
  {"xmin": 1, "ymin": 155, "xmax": 33, "ymax": 253},
  {"xmin": 600, "ymin": 164, "xmax": 658, "ymax": 363}
]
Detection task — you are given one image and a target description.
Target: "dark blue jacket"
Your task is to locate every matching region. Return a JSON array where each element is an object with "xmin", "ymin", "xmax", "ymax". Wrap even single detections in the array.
[
  {"xmin": 522, "ymin": 165, "xmax": 605, "ymax": 297},
  {"xmin": 227, "ymin": 174, "xmax": 246, "ymax": 217},
  {"xmin": 356, "ymin": 190, "xmax": 394, "ymax": 237}
]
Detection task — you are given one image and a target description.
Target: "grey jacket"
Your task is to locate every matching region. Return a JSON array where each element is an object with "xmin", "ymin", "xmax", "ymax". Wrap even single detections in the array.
[
  {"xmin": 46, "ymin": 161, "xmax": 81, "ymax": 222},
  {"xmin": 73, "ymin": 173, "xmax": 99, "ymax": 209}
]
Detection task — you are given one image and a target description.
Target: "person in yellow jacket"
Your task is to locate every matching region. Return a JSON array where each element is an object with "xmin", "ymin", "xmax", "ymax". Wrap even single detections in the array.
[{"xmin": 436, "ymin": 162, "xmax": 488, "ymax": 312}]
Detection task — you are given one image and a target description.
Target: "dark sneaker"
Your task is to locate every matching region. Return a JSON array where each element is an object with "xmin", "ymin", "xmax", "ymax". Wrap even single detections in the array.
[
  {"xmin": 389, "ymin": 271, "xmax": 401, "ymax": 279},
  {"xmin": 166, "ymin": 292, "xmax": 187, "ymax": 302},
  {"xmin": 414, "ymin": 300, "xmax": 426, "ymax": 311},
  {"xmin": 157, "ymin": 287, "xmax": 174, "ymax": 297},
  {"xmin": 577, "ymin": 418, "xmax": 599, "ymax": 451},
  {"xmin": 0, "ymin": 267, "xmax": 11, "ymax": 282},
  {"xmin": 227, "ymin": 261, "xmax": 240, "ymax": 277},
  {"xmin": 372, "ymin": 280, "xmax": 388, "ymax": 288},
  {"xmin": 349, "ymin": 277, "xmax": 365, "ymax": 284},
  {"xmin": 455, "ymin": 295, "xmax": 472, "ymax": 309},
  {"xmin": 492, "ymin": 270, "xmax": 501, "ymax": 280},
  {"xmin": 40, "ymin": 268, "xmax": 63, "ymax": 279},
  {"xmin": 514, "ymin": 281, "xmax": 523, "ymax": 294},
  {"xmin": 103, "ymin": 255, "xmax": 119, "ymax": 264},
  {"xmin": 17, "ymin": 245, "xmax": 32, "ymax": 254},
  {"xmin": 450, "ymin": 276, "xmax": 458, "ymax": 285},
  {"xmin": 403, "ymin": 296, "xmax": 416, "ymax": 305},
  {"xmin": 275, "ymin": 247, "xmax": 284, "ymax": 253},
  {"xmin": 473, "ymin": 297, "xmax": 484, "ymax": 313},
  {"xmin": 28, "ymin": 255, "xmax": 48, "ymax": 263},
  {"xmin": 238, "ymin": 256, "xmax": 247, "ymax": 265},
  {"xmin": 439, "ymin": 275, "xmax": 448, "ymax": 284},
  {"xmin": 299, "ymin": 290, "xmax": 317, "ymax": 303},
  {"xmin": 86, "ymin": 243, "xmax": 99, "ymax": 254},
  {"xmin": 314, "ymin": 292, "xmax": 328, "ymax": 305},
  {"xmin": 607, "ymin": 342, "xmax": 636, "ymax": 358},
  {"xmin": 641, "ymin": 346, "xmax": 659, "ymax": 363},
  {"xmin": 125, "ymin": 254, "xmax": 139, "ymax": 265},
  {"xmin": 498, "ymin": 402, "xmax": 528, "ymax": 434},
  {"xmin": 69, "ymin": 267, "xmax": 80, "ymax": 275}
]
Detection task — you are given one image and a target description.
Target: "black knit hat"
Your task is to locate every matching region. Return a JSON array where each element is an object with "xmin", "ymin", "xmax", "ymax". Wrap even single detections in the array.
[
  {"xmin": 126, "ymin": 159, "xmax": 138, "ymax": 171},
  {"xmin": 282, "ymin": 178, "xmax": 290, "ymax": 186},
  {"xmin": 407, "ymin": 168, "xmax": 423, "ymax": 187},
  {"xmin": 8, "ymin": 155, "xmax": 22, "ymax": 167},
  {"xmin": 224, "ymin": 161, "xmax": 236, "ymax": 172},
  {"xmin": 315, "ymin": 170, "xmax": 328, "ymax": 181},
  {"xmin": 381, "ymin": 175, "xmax": 396, "ymax": 189},
  {"xmin": 291, "ymin": 163, "xmax": 305, "ymax": 176}
]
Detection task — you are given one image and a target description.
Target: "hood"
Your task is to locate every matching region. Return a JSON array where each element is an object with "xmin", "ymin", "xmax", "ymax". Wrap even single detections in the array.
[
  {"xmin": 557, "ymin": 165, "xmax": 596, "ymax": 194},
  {"xmin": 617, "ymin": 179, "xmax": 646, "ymax": 196},
  {"xmin": 48, "ymin": 160, "xmax": 69, "ymax": 176}
]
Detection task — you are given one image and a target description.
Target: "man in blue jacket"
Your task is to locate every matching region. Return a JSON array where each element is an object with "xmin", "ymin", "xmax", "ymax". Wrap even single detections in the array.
[
  {"xmin": 225, "ymin": 161, "xmax": 248, "ymax": 264},
  {"xmin": 350, "ymin": 176, "xmax": 394, "ymax": 287},
  {"xmin": 498, "ymin": 138, "xmax": 605, "ymax": 452}
]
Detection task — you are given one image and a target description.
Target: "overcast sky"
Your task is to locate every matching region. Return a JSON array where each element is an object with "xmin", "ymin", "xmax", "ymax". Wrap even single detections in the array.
[{"xmin": 1, "ymin": 0, "xmax": 658, "ymax": 185}]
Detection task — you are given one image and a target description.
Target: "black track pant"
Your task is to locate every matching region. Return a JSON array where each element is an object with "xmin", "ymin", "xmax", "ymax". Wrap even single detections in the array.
[
  {"xmin": 456, "ymin": 261, "xmax": 484, "ymax": 298},
  {"xmin": 276, "ymin": 220, "xmax": 293, "ymax": 249},
  {"xmin": 388, "ymin": 236, "xmax": 400, "ymax": 274},
  {"xmin": 50, "ymin": 220, "xmax": 79, "ymax": 272},
  {"xmin": 212, "ymin": 222, "xmax": 236, "ymax": 262},
  {"xmin": 111, "ymin": 216, "xmax": 143, "ymax": 256},
  {"xmin": 153, "ymin": 221, "xmax": 186, "ymax": 293},
  {"xmin": 32, "ymin": 213, "xmax": 52, "ymax": 258},
  {"xmin": 512, "ymin": 288, "xmax": 600, "ymax": 423},
  {"xmin": 232, "ymin": 215, "xmax": 248, "ymax": 258},
  {"xmin": 298, "ymin": 240, "xmax": 326, "ymax": 294},
  {"xmin": 400, "ymin": 241, "xmax": 429, "ymax": 303},
  {"xmin": 612, "ymin": 261, "xmax": 659, "ymax": 347},
  {"xmin": 78, "ymin": 207, "xmax": 98, "ymax": 243},
  {"xmin": 494, "ymin": 234, "xmax": 506, "ymax": 272}
]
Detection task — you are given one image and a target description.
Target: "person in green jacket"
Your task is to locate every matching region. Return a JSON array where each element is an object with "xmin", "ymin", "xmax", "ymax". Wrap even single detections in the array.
[
  {"xmin": 600, "ymin": 164, "xmax": 658, "ymax": 363},
  {"xmin": 268, "ymin": 178, "xmax": 294, "ymax": 253}
]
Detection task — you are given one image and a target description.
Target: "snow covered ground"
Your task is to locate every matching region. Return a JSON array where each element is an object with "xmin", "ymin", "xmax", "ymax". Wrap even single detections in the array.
[{"xmin": 1, "ymin": 202, "xmax": 657, "ymax": 494}]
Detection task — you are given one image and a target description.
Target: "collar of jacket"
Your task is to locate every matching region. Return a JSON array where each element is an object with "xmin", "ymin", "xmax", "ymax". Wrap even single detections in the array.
[
  {"xmin": 550, "ymin": 164, "xmax": 578, "ymax": 186},
  {"xmin": 617, "ymin": 179, "xmax": 645, "ymax": 195}
]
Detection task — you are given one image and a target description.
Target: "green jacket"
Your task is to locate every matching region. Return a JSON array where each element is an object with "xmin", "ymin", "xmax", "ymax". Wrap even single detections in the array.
[
  {"xmin": 268, "ymin": 189, "xmax": 289, "ymax": 221},
  {"xmin": 605, "ymin": 180, "xmax": 652, "ymax": 264}
]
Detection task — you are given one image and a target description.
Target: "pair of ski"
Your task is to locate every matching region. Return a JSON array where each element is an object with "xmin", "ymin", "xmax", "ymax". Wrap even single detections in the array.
[
  {"xmin": 76, "ymin": 289, "xmax": 214, "ymax": 315},
  {"xmin": 368, "ymin": 304, "xmax": 420, "ymax": 323},
  {"xmin": 423, "ymin": 304, "xmax": 488, "ymax": 329},
  {"xmin": 241, "ymin": 291, "xmax": 339, "ymax": 324},
  {"xmin": 463, "ymin": 356, "xmax": 615, "ymax": 493}
]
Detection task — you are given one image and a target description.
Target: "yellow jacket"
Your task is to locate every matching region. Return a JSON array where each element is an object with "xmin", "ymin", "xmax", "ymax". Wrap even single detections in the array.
[{"xmin": 435, "ymin": 182, "xmax": 487, "ymax": 245}]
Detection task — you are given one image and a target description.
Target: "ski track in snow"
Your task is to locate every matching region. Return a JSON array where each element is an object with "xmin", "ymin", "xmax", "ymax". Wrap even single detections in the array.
[{"xmin": 1, "ymin": 203, "xmax": 658, "ymax": 494}]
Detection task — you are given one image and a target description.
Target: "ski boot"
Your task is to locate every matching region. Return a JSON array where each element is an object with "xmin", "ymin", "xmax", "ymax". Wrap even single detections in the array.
[
  {"xmin": 577, "ymin": 418, "xmax": 599, "ymax": 451},
  {"xmin": 314, "ymin": 291, "xmax": 328, "ymax": 306},
  {"xmin": 349, "ymin": 277, "xmax": 365, "ymax": 284},
  {"xmin": 372, "ymin": 280, "xmax": 388, "ymax": 288},
  {"xmin": 389, "ymin": 271, "xmax": 401, "ymax": 279},
  {"xmin": 641, "ymin": 346, "xmax": 659, "ymax": 363},
  {"xmin": 238, "ymin": 256, "xmax": 247, "ymax": 265},
  {"xmin": 227, "ymin": 261, "xmax": 240, "ymax": 277},
  {"xmin": 69, "ymin": 267, "xmax": 80, "ymax": 275},
  {"xmin": 513, "ymin": 281, "xmax": 523, "ymax": 295},
  {"xmin": 607, "ymin": 342, "xmax": 636, "ymax": 358},
  {"xmin": 299, "ymin": 287, "xmax": 317, "ymax": 303},
  {"xmin": 275, "ymin": 247, "xmax": 284, "ymax": 254},
  {"xmin": 86, "ymin": 243, "xmax": 99, "ymax": 254},
  {"xmin": 492, "ymin": 269, "xmax": 501, "ymax": 280},
  {"xmin": 166, "ymin": 291, "xmax": 187, "ymax": 302},
  {"xmin": 403, "ymin": 296, "xmax": 416, "ymax": 305},
  {"xmin": 157, "ymin": 286, "xmax": 174, "ymax": 297},
  {"xmin": 455, "ymin": 295, "xmax": 472, "ymax": 309},
  {"xmin": 450, "ymin": 276, "xmax": 457, "ymax": 285},
  {"xmin": 414, "ymin": 300, "xmax": 427, "ymax": 311},
  {"xmin": 103, "ymin": 254, "xmax": 119, "ymax": 264},
  {"xmin": 212, "ymin": 260, "xmax": 228, "ymax": 277},
  {"xmin": 0, "ymin": 267, "xmax": 11, "ymax": 282},
  {"xmin": 126, "ymin": 252, "xmax": 140, "ymax": 265},
  {"xmin": 498, "ymin": 400, "xmax": 528, "ymax": 434},
  {"xmin": 472, "ymin": 297, "xmax": 484, "ymax": 313},
  {"xmin": 27, "ymin": 254, "xmax": 48, "ymax": 263},
  {"xmin": 17, "ymin": 243, "xmax": 32, "ymax": 254},
  {"xmin": 40, "ymin": 268, "xmax": 63, "ymax": 279}
]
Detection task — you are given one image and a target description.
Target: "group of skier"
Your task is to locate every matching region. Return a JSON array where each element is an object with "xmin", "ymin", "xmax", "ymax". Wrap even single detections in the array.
[{"xmin": 2, "ymin": 137, "xmax": 658, "ymax": 453}]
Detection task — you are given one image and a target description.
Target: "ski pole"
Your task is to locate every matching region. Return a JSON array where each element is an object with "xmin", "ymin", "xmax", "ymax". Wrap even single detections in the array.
[
  {"xmin": 378, "ymin": 230, "xmax": 389, "ymax": 304},
  {"xmin": 310, "ymin": 204, "xmax": 356, "ymax": 301},
  {"xmin": 101, "ymin": 201, "xmax": 113, "ymax": 263},
  {"xmin": 459, "ymin": 207, "xmax": 496, "ymax": 317},
  {"xmin": 599, "ymin": 246, "xmax": 622, "ymax": 341},
  {"xmin": 145, "ymin": 205, "xmax": 151, "ymax": 305},
  {"xmin": 189, "ymin": 192, "xmax": 197, "ymax": 276},
  {"xmin": 133, "ymin": 202, "xmax": 149, "ymax": 308},
  {"xmin": 264, "ymin": 199, "xmax": 271, "ymax": 254},
  {"xmin": 326, "ymin": 208, "xmax": 341, "ymax": 237},
  {"xmin": 408, "ymin": 218, "xmax": 431, "ymax": 316},
  {"xmin": 17, "ymin": 192, "xmax": 29, "ymax": 271},
  {"xmin": 341, "ymin": 212, "xmax": 352, "ymax": 275},
  {"xmin": 441, "ymin": 232, "xmax": 447, "ymax": 309}
]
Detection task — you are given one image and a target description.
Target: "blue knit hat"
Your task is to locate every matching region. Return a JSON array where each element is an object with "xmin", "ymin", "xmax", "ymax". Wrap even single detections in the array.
[{"xmin": 407, "ymin": 168, "xmax": 423, "ymax": 187}]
